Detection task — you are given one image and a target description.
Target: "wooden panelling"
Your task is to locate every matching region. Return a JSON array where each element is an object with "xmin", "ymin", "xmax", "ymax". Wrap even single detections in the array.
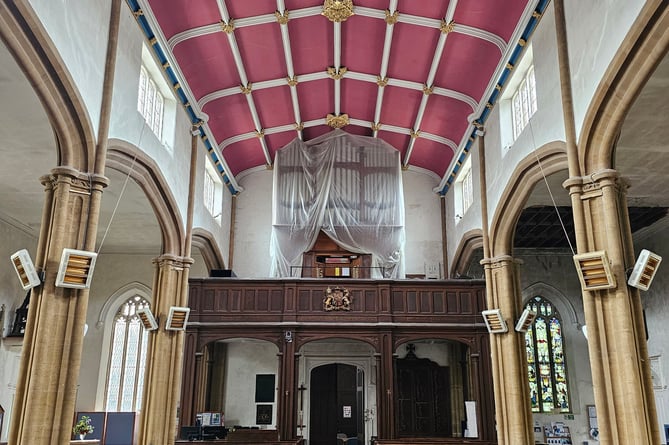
[
  {"xmin": 187, "ymin": 279, "xmax": 486, "ymax": 325},
  {"xmin": 432, "ymin": 292, "xmax": 444, "ymax": 313},
  {"xmin": 460, "ymin": 291, "xmax": 472, "ymax": 314},
  {"xmin": 364, "ymin": 290, "xmax": 377, "ymax": 311},
  {"xmin": 446, "ymin": 292, "xmax": 459, "ymax": 314},
  {"xmin": 420, "ymin": 291, "xmax": 431, "ymax": 312},
  {"xmin": 271, "ymin": 289, "xmax": 284, "ymax": 311}
]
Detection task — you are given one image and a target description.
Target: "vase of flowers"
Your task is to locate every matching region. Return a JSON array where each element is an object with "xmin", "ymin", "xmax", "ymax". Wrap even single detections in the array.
[{"xmin": 73, "ymin": 415, "xmax": 94, "ymax": 440}]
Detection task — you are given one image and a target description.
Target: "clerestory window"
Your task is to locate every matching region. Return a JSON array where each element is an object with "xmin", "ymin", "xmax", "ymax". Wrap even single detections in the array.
[
  {"xmin": 138, "ymin": 65, "xmax": 164, "ymax": 139},
  {"xmin": 511, "ymin": 65, "xmax": 537, "ymax": 141}
]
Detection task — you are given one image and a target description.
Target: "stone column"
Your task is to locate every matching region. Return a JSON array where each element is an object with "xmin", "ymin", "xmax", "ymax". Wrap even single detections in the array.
[
  {"xmin": 564, "ymin": 170, "xmax": 659, "ymax": 443},
  {"xmin": 9, "ymin": 167, "xmax": 108, "ymax": 444},
  {"xmin": 480, "ymin": 255, "xmax": 534, "ymax": 445},
  {"xmin": 137, "ymin": 254, "xmax": 193, "ymax": 445}
]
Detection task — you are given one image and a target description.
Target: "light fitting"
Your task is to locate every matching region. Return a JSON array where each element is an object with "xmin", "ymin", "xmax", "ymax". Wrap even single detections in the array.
[
  {"xmin": 514, "ymin": 308, "xmax": 537, "ymax": 332},
  {"xmin": 137, "ymin": 307, "xmax": 158, "ymax": 331},
  {"xmin": 627, "ymin": 249, "xmax": 661, "ymax": 291},
  {"xmin": 55, "ymin": 248, "xmax": 98, "ymax": 289},
  {"xmin": 482, "ymin": 309, "xmax": 508, "ymax": 334},
  {"xmin": 10, "ymin": 249, "xmax": 41, "ymax": 290},
  {"xmin": 165, "ymin": 306, "xmax": 190, "ymax": 331},
  {"xmin": 573, "ymin": 251, "xmax": 616, "ymax": 291}
]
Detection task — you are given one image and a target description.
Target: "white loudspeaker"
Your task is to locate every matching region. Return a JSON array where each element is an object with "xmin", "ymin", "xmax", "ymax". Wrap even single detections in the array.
[
  {"xmin": 10, "ymin": 249, "xmax": 41, "ymax": 290},
  {"xmin": 627, "ymin": 249, "xmax": 662, "ymax": 291}
]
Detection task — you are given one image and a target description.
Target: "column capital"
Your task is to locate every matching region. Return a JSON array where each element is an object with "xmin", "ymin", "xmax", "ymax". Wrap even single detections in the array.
[
  {"xmin": 480, "ymin": 254, "xmax": 522, "ymax": 269},
  {"xmin": 152, "ymin": 253, "xmax": 194, "ymax": 269},
  {"xmin": 563, "ymin": 169, "xmax": 629, "ymax": 197},
  {"xmin": 42, "ymin": 166, "xmax": 109, "ymax": 187}
]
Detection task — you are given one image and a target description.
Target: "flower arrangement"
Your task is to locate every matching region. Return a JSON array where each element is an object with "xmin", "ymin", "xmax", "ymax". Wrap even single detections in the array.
[{"xmin": 73, "ymin": 415, "xmax": 95, "ymax": 436}]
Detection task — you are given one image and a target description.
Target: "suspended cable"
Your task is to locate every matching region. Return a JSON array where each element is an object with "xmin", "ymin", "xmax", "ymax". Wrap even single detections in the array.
[
  {"xmin": 97, "ymin": 125, "xmax": 144, "ymax": 254},
  {"xmin": 528, "ymin": 121, "xmax": 575, "ymax": 255}
]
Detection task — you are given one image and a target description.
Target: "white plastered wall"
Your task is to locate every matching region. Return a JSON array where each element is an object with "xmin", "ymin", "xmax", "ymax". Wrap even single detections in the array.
[
  {"xmin": 232, "ymin": 170, "xmax": 274, "ymax": 278},
  {"xmin": 222, "ymin": 341, "xmax": 280, "ymax": 427},
  {"xmin": 402, "ymin": 169, "xmax": 443, "ymax": 277}
]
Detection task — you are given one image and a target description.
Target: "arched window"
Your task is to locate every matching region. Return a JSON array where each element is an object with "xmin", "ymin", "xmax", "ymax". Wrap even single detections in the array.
[
  {"xmin": 525, "ymin": 296, "xmax": 570, "ymax": 413},
  {"xmin": 105, "ymin": 295, "xmax": 150, "ymax": 412}
]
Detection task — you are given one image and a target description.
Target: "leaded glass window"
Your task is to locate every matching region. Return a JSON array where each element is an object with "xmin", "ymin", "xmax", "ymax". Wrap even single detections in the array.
[
  {"xmin": 511, "ymin": 66, "xmax": 537, "ymax": 140},
  {"xmin": 525, "ymin": 296, "xmax": 570, "ymax": 413},
  {"xmin": 105, "ymin": 296, "xmax": 150, "ymax": 412},
  {"xmin": 138, "ymin": 66, "xmax": 164, "ymax": 140}
]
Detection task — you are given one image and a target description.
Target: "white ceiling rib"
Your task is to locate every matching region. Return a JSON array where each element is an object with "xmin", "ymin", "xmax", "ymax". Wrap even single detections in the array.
[
  {"xmin": 402, "ymin": 1, "xmax": 458, "ymax": 168},
  {"xmin": 276, "ymin": 0, "xmax": 304, "ymax": 141},
  {"xmin": 371, "ymin": 0, "xmax": 397, "ymax": 138},
  {"xmin": 333, "ymin": 20, "xmax": 342, "ymax": 115},
  {"xmin": 216, "ymin": 0, "xmax": 272, "ymax": 166}
]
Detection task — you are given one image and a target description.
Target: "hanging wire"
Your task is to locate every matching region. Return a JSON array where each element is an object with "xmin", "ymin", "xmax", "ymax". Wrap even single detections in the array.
[
  {"xmin": 97, "ymin": 125, "xmax": 145, "ymax": 254},
  {"xmin": 528, "ymin": 121, "xmax": 576, "ymax": 256}
]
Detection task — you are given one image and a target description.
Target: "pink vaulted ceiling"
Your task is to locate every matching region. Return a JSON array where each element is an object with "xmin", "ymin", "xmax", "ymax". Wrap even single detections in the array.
[{"xmin": 145, "ymin": 0, "xmax": 530, "ymax": 180}]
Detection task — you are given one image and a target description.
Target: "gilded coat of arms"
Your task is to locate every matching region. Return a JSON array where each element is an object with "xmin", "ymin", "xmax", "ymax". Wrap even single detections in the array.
[{"xmin": 323, "ymin": 286, "xmax": 351, "ymax": 311}]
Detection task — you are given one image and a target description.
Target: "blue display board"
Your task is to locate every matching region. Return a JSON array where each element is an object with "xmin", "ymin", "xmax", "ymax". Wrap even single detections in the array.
[
  {"xmin": 104, "ymin": 412, "xmax": 135, "ymax": 445},
  {"xmin": 73, "ymin": 411, "xmax": 135, "ymax": 444}
]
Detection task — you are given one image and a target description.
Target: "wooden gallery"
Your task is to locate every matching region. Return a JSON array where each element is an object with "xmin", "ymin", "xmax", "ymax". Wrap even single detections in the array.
[{"xmin": 178, "ymin": 277, "xmax": 493, "ymax": 445}]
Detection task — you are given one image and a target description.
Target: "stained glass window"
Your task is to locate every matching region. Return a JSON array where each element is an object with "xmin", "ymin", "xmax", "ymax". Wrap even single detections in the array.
[
  {"xmin": 105, "ymin": 296, "xmax": 150, "ymax": 412},
  {"xmin": 525, "ymin": 296, "xmax": 570, "ymax": 413}
]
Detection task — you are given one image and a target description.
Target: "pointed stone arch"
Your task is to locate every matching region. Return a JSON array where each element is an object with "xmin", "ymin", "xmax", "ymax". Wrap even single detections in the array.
[
  {"xmin": 450, "ymin": 229, "xmax": 483, "ymax": 278},
  {"xmin": 192, "ymin": 228, "xmax": 225, "ymax": 272},
  {"xmin": 0, "ymin": 1, "xmax": 96, "ymax": 171},
  {"xmin": 521, "ymin": 281, "xmax": 581, "ymax": 329},
  {"xmin": 579, "ymin": 1, "xmax": 669, "ymax": 172},
  {"xmin": 96, "ymin": 281, "xmax": 153, "ymax": 329},
  {"xmin": 488, "ymin": 141, "xmax": 568, "ymax": 256},
  {"xmin": 106, "ymin": 139, "xmax": 185, "ymax": 256}
]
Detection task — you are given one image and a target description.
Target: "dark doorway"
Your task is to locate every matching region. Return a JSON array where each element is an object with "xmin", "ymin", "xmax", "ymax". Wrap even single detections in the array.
[{"xmin": 309, "ymin": 363, "xmax": 363, "ymax": 445}]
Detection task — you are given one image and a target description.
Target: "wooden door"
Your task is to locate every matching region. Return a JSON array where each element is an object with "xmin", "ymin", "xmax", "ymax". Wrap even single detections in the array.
[
  {"xmin": 396, "ymin": 355, "xmax": 452, "ymax": 437},
  {"xmin": 309, "ymin": 364, "xmax": 361, "ymax": 445}
]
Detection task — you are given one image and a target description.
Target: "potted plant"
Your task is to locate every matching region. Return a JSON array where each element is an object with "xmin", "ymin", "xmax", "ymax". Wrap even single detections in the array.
[{"xmin": 73, "ymin": 415, "xmax": 94, "ymax": 440}]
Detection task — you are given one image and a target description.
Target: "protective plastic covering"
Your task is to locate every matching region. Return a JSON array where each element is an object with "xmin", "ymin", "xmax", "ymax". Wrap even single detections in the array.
[{"xmin": 270, "ymin": 130, "xmax": 406, "ymax": 278}]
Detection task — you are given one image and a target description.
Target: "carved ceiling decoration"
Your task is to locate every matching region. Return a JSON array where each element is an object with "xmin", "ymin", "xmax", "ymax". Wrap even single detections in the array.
[{"xmin": 131, "ymin": 0, "xmax": 549, "ymax": 194}]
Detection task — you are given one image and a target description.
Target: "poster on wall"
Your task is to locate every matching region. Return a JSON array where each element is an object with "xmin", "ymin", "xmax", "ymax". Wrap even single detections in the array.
[
  {"xmin": 256, "ymin": 405, "xmax": 272, "ymax": 425},
  {"xmin": 463, "ymin": 401, "xmax": 478, "ymax": 437}
]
